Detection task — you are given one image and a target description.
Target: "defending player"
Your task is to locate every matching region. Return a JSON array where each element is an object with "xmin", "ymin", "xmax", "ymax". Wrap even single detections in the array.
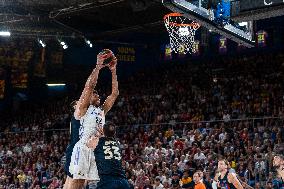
[
  {"xmin": 63, "ymin": 100, "xmax": 81, "ymax": 189},
  {"xmin": 92, "ymin": 122, "xmax": 130, "ymax": 189}
]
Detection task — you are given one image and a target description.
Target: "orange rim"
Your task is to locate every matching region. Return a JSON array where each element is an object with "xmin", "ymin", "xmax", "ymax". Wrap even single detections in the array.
[
  {"xmin": 164, "ymin": 12, "xmax": 200, "ymax": 29},
  {"xmin": 167, "ymin": 22, "xmax": 200, "ymax": 28},
  {"xmin": 163, "ymin": 12, "xmax": 184, "ymax": 20}
]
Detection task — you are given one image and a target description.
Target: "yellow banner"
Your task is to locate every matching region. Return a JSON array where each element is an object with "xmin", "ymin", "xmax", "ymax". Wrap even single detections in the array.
[
  {"xmin": 11, "ymin": 72, "xmax": 28, "ymax": 89},
  {"xmin": 116, "ymin": 47, "xmax": 135, "ymax": 62}
]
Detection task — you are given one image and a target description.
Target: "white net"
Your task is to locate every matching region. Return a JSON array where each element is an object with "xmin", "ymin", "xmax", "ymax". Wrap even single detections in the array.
[{"xmin": 164, "ymin": 13, "xmax": 200, "ymax": 54}]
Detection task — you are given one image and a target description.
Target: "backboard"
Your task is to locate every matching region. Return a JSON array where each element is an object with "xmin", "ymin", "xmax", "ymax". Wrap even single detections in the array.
[{"xmin": 162, "ymin": 0, "xmax": 255, "ymax": 48}]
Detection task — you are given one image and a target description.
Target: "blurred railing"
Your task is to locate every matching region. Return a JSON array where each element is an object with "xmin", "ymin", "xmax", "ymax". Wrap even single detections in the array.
[{"xmin": 1, "ymin": 116, "xmax": 283, "ymax": 134}]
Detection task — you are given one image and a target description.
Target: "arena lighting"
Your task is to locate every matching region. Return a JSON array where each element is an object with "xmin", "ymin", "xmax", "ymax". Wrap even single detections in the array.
[
  {"xmin": 85, "ymin": 39, "xmax": 93, "ymax": 48},
  {"xmin": 46, "ymin": 83, "xmax": 66, "ymax": 86},
  {"xmin": 38, "ymin": 39, "xmax": 46, "ymax": 48},
  {"xmin": 0, "ymin": 31, "xmax": 11, "ymax": 37},
  {"xmin": 58, "ymin": 40, "xmax": 68, "ymax": 49}
]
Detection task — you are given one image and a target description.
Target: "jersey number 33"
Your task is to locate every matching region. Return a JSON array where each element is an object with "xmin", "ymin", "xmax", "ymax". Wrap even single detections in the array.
[{"xmin": 103, "ymin": 145, "xmax": 121, "ymax": 160}]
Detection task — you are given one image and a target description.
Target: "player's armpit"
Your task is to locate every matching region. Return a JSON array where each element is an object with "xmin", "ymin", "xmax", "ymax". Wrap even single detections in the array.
[
  {"xmin": 74, "ymin": 85, "xmax": 93, "ymax": 120},
  {"xmin": 228, "ymin": 173, "xmax": 244, "ymax": 189},
  {"xmin": 102, "ymin": 93, "xmax": 119, "ymax": 115}
]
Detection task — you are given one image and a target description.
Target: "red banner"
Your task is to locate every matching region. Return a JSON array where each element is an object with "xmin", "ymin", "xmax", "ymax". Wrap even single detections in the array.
[
  {"xmin": 0, "ymin": 80, "xmax": 4, "ymax": 99},
  {"xmin": 34, "ymin": 48, "xmax": 46, "ymax": 77}
]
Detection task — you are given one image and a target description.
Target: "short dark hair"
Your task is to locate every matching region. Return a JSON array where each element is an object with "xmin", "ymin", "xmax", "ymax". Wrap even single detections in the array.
[
  {"xmin": 103, "ymin": 121, "xmax": 116, "ymax": 138},
  {"xmin": 274, "ymin": 153, "xmax": 284, "ymax": 160},
  {"xmin": 70, "ymin": 100, "xmax": 77, "ymax": 111}
]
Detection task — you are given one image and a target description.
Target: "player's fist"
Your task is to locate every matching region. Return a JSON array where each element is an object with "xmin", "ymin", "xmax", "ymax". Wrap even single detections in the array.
[
  {"xmin": 96, "ymin": 49, "xmax": 113, "ymax": 69},
  {"xmin": 86, "ymin": 136, "xmax": 100, "ymax": 149},
  {"xmin": 108, "ymin": 56, "xmax": 117, "ymax": 71},
  {"xmin": 95, "ymin": 126, "xmax": 104, "ymax": 137}
]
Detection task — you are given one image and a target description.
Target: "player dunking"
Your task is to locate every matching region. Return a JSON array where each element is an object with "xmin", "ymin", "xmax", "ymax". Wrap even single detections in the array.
[
  {"xmin": 68, "ymin": 49, "xmax": 119, "ymax": 189},
  {"xmin": 89, "ymin": 122, "xmax": 130, "ymax": 189},
  {"xmin": 272, "ymin": 154, "xmax": 284, "ymax": 188},
  {"xmin": 217, "ymin": 159, "xmax": 244, "ymax": 189}
]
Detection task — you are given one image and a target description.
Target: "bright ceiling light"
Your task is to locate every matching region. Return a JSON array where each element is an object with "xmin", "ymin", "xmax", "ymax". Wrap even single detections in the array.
[{"xmin": 0, "ymin": 31, "xmax": 11, "ymax": 37}]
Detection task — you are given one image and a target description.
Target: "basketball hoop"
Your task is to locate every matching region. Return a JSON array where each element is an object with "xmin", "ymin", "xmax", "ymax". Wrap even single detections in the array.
[{"xmin": 164, "ymin": 13, "xmax": 200, "ymax": 54}]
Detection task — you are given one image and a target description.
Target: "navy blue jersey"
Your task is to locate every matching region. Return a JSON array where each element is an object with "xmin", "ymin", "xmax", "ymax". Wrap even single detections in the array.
[
  {"xmin": 69, "ymin": 116, "xmax": 80, "ymax": 145},
  {"xmin": 218, "ymin": 172, "xmax": 237, "ymax": 189},
  {"xmin": 64, "ymin": 115, "xmax": 80, "ymax": 177},
  {"xmin": 94, "ymin": 137, "xmax": 126, "ymax": 179}
]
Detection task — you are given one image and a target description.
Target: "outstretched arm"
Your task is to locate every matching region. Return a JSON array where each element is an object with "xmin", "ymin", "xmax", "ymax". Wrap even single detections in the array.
[
  {"xmin": 74, "ymin": 52, "xmax": 111, "ymax": 119},
  {"xmin": 228, "ymin": 173, "xmax": 244, "ymax": 189},
  {"xmin": 102, "ymin": 57, "xmax": 119, "ymax": 115}
]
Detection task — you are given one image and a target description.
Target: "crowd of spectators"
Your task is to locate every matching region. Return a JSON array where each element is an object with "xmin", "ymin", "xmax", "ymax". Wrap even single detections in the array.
[{"xmin": 0, "ymin": 51, "xmax": 284, "ymax": 188}]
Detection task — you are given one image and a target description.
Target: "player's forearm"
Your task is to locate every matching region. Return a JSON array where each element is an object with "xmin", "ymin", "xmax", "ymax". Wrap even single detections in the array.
[
  {"xmin": 111, "ymin": 70, "xmax": 119, "ymax": 96},
  {"xmin": 85, "ymin": 67, "xmax": 101, "ymax": 89},
  {"xmin": 232, "ymin": 179, "xmax": 244, "ymax": 189},
  {"xmin": 235, "ymin": 184, "xmax": 244, "ymax": 189}
]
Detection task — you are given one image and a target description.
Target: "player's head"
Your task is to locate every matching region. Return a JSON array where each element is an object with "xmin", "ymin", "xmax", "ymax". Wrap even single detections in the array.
[
  {"xmin": 218, "ymin": 158, "xmax": 230, "ymax": 172},
  {"xmin": 90, "ymin": 89, "xmax": 100, "ymax": 106},
  {"xmin": 103, "ymin": 121, "xmax": 116, "ymax": 138},
  {"xmin": 70, "ymin": 100, "xmax": 77, "ymax": 111},
  {"xmin": 273, "ymin": 153, "xmax": 284, "ymax": 169}
]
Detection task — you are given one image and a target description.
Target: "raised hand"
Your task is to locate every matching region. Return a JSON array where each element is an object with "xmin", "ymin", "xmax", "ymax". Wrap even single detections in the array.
[
  {"xmin": 96, "ymin": 51, "xmax": 113, "ymax": 70},
  {"xmin": 108, "ymin": 56, "xmax": 117, "ymax": 72}
]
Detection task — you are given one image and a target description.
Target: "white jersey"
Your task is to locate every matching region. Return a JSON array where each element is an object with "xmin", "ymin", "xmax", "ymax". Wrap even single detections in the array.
[
  {"xmin": 79, "ymin": 105, "xmax": 105, "ymax": 145},
  {"xmin": 69, "ymin": 105, "xmax": 105, "ymax": 180}
]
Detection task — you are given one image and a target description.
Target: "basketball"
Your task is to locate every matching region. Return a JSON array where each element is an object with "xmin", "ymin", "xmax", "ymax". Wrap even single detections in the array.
[{"xmin": 100, "ymin": 49, "xmax": 115, "ymax": 66}]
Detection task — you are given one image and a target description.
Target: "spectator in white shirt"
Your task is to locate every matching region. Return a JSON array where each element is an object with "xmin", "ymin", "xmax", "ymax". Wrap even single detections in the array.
[
  {"xmin": 194, "ymin": 148, "xmax": 206, "ymax": 162},
  {"xmin": 219, "ymin": 128, "xmax": 226, "ymax": 143},
  {"xmin": 223, "ymin": 110, "xmax": 231, "ymax": 122},
  {"xmin": 144, "ymin": 142, "xmax": 154, "ymax": 156},
  {"xmin": 178, "ymin": 155, "xmax": 187, "ymax": 171},
  {"xmin": 157, "ymin": 169, "xmax": 167, "ymax": 184},
  {"xmin": 153, "ymin": 177, "xmax": 164, "ymax": 189}
]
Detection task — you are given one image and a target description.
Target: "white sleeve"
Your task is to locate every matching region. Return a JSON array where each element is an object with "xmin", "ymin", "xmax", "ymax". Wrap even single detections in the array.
[{"xmin": 212, "ymin": 180, "xmax": 218, "ymax": 189}]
